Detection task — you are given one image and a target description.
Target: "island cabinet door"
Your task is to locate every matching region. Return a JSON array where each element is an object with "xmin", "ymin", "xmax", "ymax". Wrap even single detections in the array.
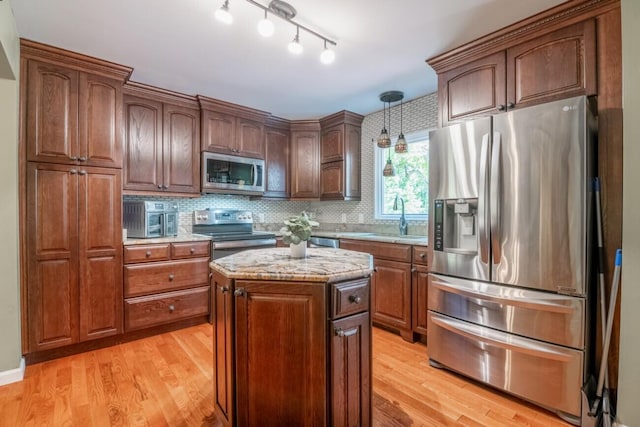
[
  {"xmin": 212, "ymin": 273, "xmax": 234, "ymax": 427},
  {"xmin": 330, "ymin": 311, "xmax": 371, "ymax": 427},
  {"xmin": 234, "ymin": 281, "xmax": 326, "ymax": 427}
]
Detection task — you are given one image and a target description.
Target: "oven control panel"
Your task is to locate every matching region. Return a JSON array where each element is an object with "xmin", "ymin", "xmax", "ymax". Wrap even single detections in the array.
[{"xmin": 193, "ymin": 209, "xmax": 253, "ymax": 225}]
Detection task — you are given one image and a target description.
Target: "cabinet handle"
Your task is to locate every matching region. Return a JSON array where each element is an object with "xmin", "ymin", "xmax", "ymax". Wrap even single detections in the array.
[
  {"xmin": 507, "ymin": 102, "xmax": 515, "ymax": 109},
  {"xmin": 69, "ymin": 169, "xmax": 78, "ymax": 175},
  {"xmin": 78, "ymin": 157, "xmax": 87, "ymax": 162},
  {"xmin": 234, "ymin": 288, "xmax": 245, "ymax": 297},
  {"xmin": 168, "ymin": 304, "xmax": 175, "ymax": 313},
  {"xmin": 497, "ymin": 104, "xmax": 506, "ymax": 111},
  {"xmin": 219, "ymin": 286, "xmax": 229, "ymax": 293},
  {"xmin": 335, "ymin": 327, "xmax": 358, "ymax": 337},
  {"xmin": 145, "ymin": 251, "xmax": 151, "ymax": 257},
  {"xmin": 78, "ymin": 170, "xmax": 87, "ymax": 175},
  {"xmin": 348, "ymin": 295, "xmax": 361, "ymax": 304},
  {"xmin": 168, "ymin": 274, "xmax": 174, "ymax": 281}
]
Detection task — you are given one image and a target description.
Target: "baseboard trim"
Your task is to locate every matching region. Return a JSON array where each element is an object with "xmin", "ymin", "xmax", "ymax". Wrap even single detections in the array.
[{"xmin": 0, "ymin": 357, "xmax": 25, "ymax": 386}]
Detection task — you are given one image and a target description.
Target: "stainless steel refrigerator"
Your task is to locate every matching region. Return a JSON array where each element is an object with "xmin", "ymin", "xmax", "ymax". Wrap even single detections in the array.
[{"xmin": 427, "ymin": 95, "xmax": 596, "ymax": 425}]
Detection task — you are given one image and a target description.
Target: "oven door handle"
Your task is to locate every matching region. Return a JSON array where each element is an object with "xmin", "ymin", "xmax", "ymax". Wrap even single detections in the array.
[{"xmin": 212, "ymin": 238, "xmax": 277, "ymax": 250}]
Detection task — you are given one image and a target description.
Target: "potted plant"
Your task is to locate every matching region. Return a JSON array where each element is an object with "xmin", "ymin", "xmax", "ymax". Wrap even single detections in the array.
[{"xmin": 280, "ymin": 212, "xmax": 319, "ymax": 258}]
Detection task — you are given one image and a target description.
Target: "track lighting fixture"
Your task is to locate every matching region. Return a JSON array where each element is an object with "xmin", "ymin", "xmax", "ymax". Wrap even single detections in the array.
[{"xmin": 215, "ymin": 0, "xmax": 337, "ymax": 63}]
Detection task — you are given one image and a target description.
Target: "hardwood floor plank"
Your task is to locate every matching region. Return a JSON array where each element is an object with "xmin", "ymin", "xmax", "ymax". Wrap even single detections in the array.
[{"xmin": 0, "ymin": 323, "xmax": 576, "ymax": 426}]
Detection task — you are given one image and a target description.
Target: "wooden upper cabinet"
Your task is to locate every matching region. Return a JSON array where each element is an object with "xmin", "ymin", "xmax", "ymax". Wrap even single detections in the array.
[
  {"xmin": 199, "ymin": 96, "xmax": 268, "ymax": 159},
  {"xmin": 439, "ymin": 51, "xmax": 506, "ymax": 124},
  {"xmin": 22, "ymin": 41, "xmax": 131, "ymax": 167},
  {"xmin": 319, "ymin": 111, "xmax": 363, "ymax": 201},
  {"xmin": 290, "ymin": 121, "xmax": 320, "ymax": 199},
  {"xmin": 123, "ymin": 83, "xmax": 200, "ymax": 195},
  {"xmin": 263, "ymin": 119, "xmax": 291, "ymax": 199},
  {"xmin": 432, "ymin": 18, "xmax": 597, "ymax": 126},
  {"xmin": 506, "ymin": 19, "xmax": 596, "ymax": 109}
]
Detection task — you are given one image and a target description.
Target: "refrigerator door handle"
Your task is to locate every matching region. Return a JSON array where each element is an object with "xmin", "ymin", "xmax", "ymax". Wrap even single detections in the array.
[
  {"xmin": 490, "ymin": 132, "xmax": 502, "ymax": 265},
  {"xmin": 478, "ymin": 133, "xmax": 490, "ymax": 265},
  {"xmin": 430, "ymin": 314, "xmax": 575, "ymax": 362}
]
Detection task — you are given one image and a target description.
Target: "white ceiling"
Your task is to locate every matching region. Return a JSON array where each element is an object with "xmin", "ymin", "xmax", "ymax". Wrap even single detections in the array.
[{"xmin": 11, "ymin": 0, "xmax": 566, "ymax": 119}]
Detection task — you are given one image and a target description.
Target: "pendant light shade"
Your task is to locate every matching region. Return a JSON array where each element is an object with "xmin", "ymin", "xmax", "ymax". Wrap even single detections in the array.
[
  {"xmin": 394, "ymin": 98, "xmax": 408, "ymax": 153},
  {"xmin": 288, "ymin": 26, "xmax": 303, "ymax": 54},
  {"xmin": 377, "ymin": 100, "xmax": 391, "ymax": 148},
  {"xmin": 320, "ymin": 40, "xmax": 335, "ymax": 64},
  {"xmin": 383, "ymin": 151, "xmax": 395, "ymax": 177},
  {"xmin": 257, "ymin": 10, "xmax": 274, "ymax": 37},
  {"xmin": 215, "ymin": 0, "xmax": 233, "ymax": 24}
]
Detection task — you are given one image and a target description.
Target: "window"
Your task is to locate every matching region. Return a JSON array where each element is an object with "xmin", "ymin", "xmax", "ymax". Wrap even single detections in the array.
[{"xmin": 375, "ymin": 130, "xmax": 430, "ymax": 220}]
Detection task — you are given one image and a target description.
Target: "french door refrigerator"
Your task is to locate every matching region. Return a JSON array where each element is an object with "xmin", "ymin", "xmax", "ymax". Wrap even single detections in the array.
[{"xmin": 427, "ymin": 95, "xmax": 596, "ymax": 425}]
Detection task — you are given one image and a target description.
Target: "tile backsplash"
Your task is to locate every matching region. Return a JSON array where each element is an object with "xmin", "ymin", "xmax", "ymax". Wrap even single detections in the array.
[{"xmin": 124, "ymin": 91, "xmax": 437, "ymax": 235}]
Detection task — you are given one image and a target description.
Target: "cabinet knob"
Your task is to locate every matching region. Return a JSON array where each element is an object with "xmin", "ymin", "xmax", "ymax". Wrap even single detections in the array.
[
  {"xmin": 168, "ymin": 274, "xmax": 174, "ymax": 281},
  {"xmin": 507, "ymin": 102, "xmax": 515, "ymax": 109},
  {"xmin": 234, "ymin": 288, "xmax": 245, "ymax": 297},
  {"xmin": 219, "ymin": 286, "xmax": 229, "ymax": 293},
  {"xmin": 78, "ymin": 170, "xmax": 87, "ymax": 175},
  {"xmin": 419, "ymin": 253, "xmax": 426, "ymax": 259},
  {"xmin": 190, "ymin": 247, "xmax": 195, "ymax": 253},
  {"xmin": 145, "ymin": 251, "xmax": 151, "ymax": 257},
  {"xmin": 348, "ymin": 295, "xmax": 361, "ymax": 304},
  {"xmin": 168, "ymin": 304, "xmax": 175, "ymax": 313},
  {"xmin": 373, "ymin": 267, "xmax": 378, "ymax": 272},
  {"xmin": 497, "ymin": 104, "xmax": 506, "ymax": 111},
  {"xmin": 78, "ymin": 157, "xmax": 87, "ymax": 162},
  {"xmin": 69, "ymin": 156, "xmax": 78, "ymax": 161},
  {"xmin": 162, "ymin": 185, "xmax": 168, "ymax": 190},
  {"xmin": 69, "ymin": 169, "xmax": 78, "ymax": 175},
  {"xmin": 411, "ymin": 267, "xmax": 417, "ymax": 273}
]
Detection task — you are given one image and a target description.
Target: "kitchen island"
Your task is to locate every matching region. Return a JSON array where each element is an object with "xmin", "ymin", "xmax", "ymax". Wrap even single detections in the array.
[{"xmin": 210, "ymin": 248, "xmax": 374, "ymax": 427}]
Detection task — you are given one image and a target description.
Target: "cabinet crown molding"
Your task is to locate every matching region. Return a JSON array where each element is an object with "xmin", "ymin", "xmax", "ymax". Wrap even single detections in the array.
[
  {"xmin": 290, "ymin": 120, "xmax": 321, "ymax": 132},
  {"xmin": 319, "ymin": 110, "xmax": 364, "ymax": 128},
  {"xmin": 20, "ymin": 38, "xmax": 133, "ymax": 81},
  {"xmin": 197, "ymin": 95, "xmax": 270, "ymax": 123},
  {"xmin": 124, "ymin": 81, "xmax": 199, "ymax": 108}
]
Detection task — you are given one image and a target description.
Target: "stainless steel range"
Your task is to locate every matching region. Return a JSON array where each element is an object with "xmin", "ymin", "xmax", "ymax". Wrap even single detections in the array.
[{"xmin": 192, "ymin": 209, "xmax": 276, "ymax": 260}]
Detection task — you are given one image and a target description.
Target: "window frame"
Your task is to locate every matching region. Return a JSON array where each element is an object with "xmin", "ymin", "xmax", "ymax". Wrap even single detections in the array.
[{"xmin": 374, "ymin": 129, "xmax": 431, "ymax": 221}]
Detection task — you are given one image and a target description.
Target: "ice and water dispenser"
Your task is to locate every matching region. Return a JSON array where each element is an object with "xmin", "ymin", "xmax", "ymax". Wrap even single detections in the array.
[{"xmin": 433, "ymin": 199, "xmax": 478, "ymax": 254}]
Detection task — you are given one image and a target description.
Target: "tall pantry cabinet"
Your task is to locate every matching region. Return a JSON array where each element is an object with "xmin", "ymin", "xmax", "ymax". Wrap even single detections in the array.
[{"xmin": 20, "ymin": 40, "xmax": 132, "ymax": 353}]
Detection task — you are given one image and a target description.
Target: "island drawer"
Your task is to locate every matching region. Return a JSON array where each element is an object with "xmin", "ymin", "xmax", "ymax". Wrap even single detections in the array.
[
  {"xmin": 171, "ymin": 241, "xmax": 211, "ymax": 259},
  {"xmin": 340, "ymin": 239, "xmax": 411, "ymax": 262},
  {"xmin": 124, "ymin": 244, "xmax": 171, "ymax": 263},
  {"xmin": 413, "ymin": 246, "xmax": 429, "ymax": 265},
  {"xmin": 331, "ymin": 278, "xmax": 370, "ymax": 319},
  {"xmin": 125, "ymin": 286, "xmax": 210, "ymax": 331},
  {"xmin": 124, "ymin": 257, "xmax": 210, "ymax": 297}
]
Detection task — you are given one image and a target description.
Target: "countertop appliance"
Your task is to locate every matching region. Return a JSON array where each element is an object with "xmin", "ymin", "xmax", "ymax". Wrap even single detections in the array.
[
  {"xmin": 428, "ymin": 96, "xmax": 596, "ymax": 425},
  {"xmin": 192, "ymin": 209, "xmax": 276, "ymax": 259},
  {"xmin": 123, "ymin": 200, "xmax": 178, "ymax": 238},
  {"xmin": 201, "ymin": 152, "xmax": 265, "ymax": 196}
]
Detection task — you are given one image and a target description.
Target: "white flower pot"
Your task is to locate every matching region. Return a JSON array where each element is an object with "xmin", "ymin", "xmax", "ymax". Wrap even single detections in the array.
[{"xmin": 289, "ymin": 241, "xmax": 307, "ymax": 258}]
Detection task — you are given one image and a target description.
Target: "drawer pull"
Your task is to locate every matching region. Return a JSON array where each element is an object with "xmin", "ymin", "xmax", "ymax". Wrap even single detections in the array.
[
  {"xmin": 234, "ymin": 288, "xmax": 245, "ymax": 297},
  {"xmin": 335, "ymin": 327, "xmax": 358, "ymax": 337},
  {"xmin": 348, "ymin": 295, "xmax": 361, "ymax": 304},
  {"xmin": 145, "ymin": 251, "xmax": 151, "ymax": 257},
  {"xmin": 411, "ymin": 268, "xmax": 417, "ymax": 273},
  {"xmin": 219, "ymin": 286, "xmax": 229, "ymax": 294},
  {"xmin": 419, "ymin": 253, "xmax": 426, "ymax": 259},
  {"xmin": 168, "ymin": 274, "xmax": 174, "ymax": 281},
  {"xmin": 168, "ymin": 304, "xmax": 175, "ymax": 313},
  {"xmin": 190, "ymin": 247, "xmax": 195, "ymax": 253}
]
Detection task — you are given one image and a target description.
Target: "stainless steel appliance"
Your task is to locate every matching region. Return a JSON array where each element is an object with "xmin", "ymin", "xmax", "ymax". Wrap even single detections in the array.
[
  {"xmin": 309, "ymin": 236, "xmax": 340, "ymax": 248},
  {"xmin": 123, "ymin": 200, "xmax": 178, "ymax": 238},
  {"xmin": 192, "ymin": 209, "xmax": 276, "ymax": 259},
  {"xmin": 428, "ymin": 96, "xmax": 596, "ymax": 425},
  {"xmin": 201, "ymin": 152, "xmax": 265, "ymax": 196}
]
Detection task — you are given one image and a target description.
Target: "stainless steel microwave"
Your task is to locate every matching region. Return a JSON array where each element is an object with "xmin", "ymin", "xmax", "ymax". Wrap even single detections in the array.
[
  {"xmin": 123, "ymin": 200, "xmax": 178, "ymax": 238},
  {"xmin": 201, "ymin": 152, "xmax": 265, "ymax": 196}
]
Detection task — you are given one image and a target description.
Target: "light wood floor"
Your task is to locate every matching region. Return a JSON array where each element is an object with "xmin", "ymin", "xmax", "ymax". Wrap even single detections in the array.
[{"xmin": 0, "ymin": 323, "xmax": 571, "ymax": 426}]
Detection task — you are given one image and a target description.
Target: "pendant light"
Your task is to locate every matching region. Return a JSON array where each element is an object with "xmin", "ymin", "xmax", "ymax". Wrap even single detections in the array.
[
  {"xmin": 382, "ymin": 148, "xmax": 395, "ymax": 177},
  {"xmin": 215, "ymin": 0, "xmax": 233, "ymax": 24},
  {"xmin": 376, "ymin": 100, "xmax": 390, "ymax": 148},
  {"xmin": 257, "ymin": 9, "xmax": 275, "ymax": 37},
  {"xmin": 395, "ymin": 98, "xmax": 408, "ymax": 153},
  {"xmin": 288, "ymin": 26, "xmax": 303, "ymax": 54}
]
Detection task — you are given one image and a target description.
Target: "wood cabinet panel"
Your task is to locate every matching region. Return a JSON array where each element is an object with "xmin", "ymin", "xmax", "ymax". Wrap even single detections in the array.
[
  {"xmin": 412, "ymin": 265, "xmax": 429, "ymax": 337},
  {"xmin": 236, "ymin": 117, "xmax": 264, "ymax": 159},
  {"xmin": 331, "ymin": 311, "xmax": 371, "ymax": 427},
  {"xmin": 125, "ymin": 286, "xmax": 209, "ymax": 331},
  {"xmin": 372, "ymin": 259, "xmax": 412, "ymax": 334},
  {"xmin": 212, "ymin": 272, "xmax": 234, "ymax": 427},
  {"xmin": 26, "ymin": 60, "xmax": 79, "ymax": 164},
  {"xmin": 507, "ymin": 19, "xmax": 596, "ymax": 108},
  {"xmin": 320, "ymin": 161, "xmax": 344, "ymax": 200},
  {"xmin": 163, "ymin": 104, "xmax": 200, "ymax": 193},
  {"xmin": 201, "ymin": 110, "xmax": 236, "ymax": 153},
  {"xmin": 170, "ymin": 241, "xmax": 211, "ymax": 259},
  {"xmin": 321, "ymin": 126, "xmax": 343, "ymax": 163},
  {"xmin": 413, "ymin": 246, "xmax": 429, "ymax": 265},
  {"xmin": 123, "ymin": 96, "xmax": 163, "ymax": 191},
  {"xmin": 290, "ymin": 129, "xmax": 320, "ymax": 199},
  {"xmin": 124, "ymin": 244, "xmax": 171, "ymax": 263},
  {"xmin": 234, "ymin": 280, "xmax": 326, "ymax": 426},
  {"xmin": 340, "ymin": 239, "xmax": 412, "ymax": 262},
  {"xmin": 124, "ymin": 257, "xmax": 210, "ymax": 297},
  {"xmin": 331, "ymin": 278, "xmax": 369, "ymax": 319},
  {"xmin": 263, "ymin": 126, "xmax": 290, "ymax": 198},
  {"xmin": 344, "ymin": 124, "xmax": 362, "ymax": 200}
]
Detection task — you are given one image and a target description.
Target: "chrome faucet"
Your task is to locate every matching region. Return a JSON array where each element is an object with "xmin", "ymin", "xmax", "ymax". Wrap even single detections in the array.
[{"xmin": 393, "ymin": 194, "xmax": 408, "ymax": 236}]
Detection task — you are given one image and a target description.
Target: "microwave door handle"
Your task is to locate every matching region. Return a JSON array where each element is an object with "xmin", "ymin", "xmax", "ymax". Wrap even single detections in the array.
[
  {"xmin": 251, "ymin": 164, "xmax": 257, "ymax": 186},
  {"xmin": 160, "ymin": 213, "xmax": 165, "ymax": 236},
  {"xmin": 478, "ymin": 133, "xmax": 490, "ymax": 265},
  {"xmin": 490, "ymin": 132, "xmax": 502, "ymax": 265}
]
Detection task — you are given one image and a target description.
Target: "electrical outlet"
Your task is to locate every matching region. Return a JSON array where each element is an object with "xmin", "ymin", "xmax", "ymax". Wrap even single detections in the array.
[
  {"xmin": 358, "ymin": 214, "xmax": 364, "ymax": 224},
  {"xmin": 258, "ymin": 213, "xmax": 265, "ymax": 223},
  {"xmin": 341, "ymin": 213, "xmax": 347, "ymax": 223}
]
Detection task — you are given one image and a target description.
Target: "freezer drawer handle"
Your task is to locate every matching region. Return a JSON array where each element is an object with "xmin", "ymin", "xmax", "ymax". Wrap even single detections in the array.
[
  {"xmin": 431, "ymin": 314, "xmax": 573, "ymax": 362},
  {"xmin": 430, "ymin": 275, "xmax": 575, "ymax": 314}
]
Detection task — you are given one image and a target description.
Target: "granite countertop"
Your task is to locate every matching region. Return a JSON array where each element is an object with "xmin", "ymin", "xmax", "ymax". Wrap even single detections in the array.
[
  {"xmin": 123, "ymin": 233, "xmax": 212, "ymax": 246},
  {"xmin": 312, "ymin": 230, "xmax": 428, "ymax": 246},
  {"xmin": 210, "ymin": 248, "xmax": 374, "ymax": 283}
]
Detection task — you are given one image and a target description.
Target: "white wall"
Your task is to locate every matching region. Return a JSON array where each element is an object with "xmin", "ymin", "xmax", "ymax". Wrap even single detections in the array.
[
  {"xmin": 0, "ymin": 0, "xmax": 22, "ymax": 374},
  {"xmin": 617, "ymin": 0, "xmax": 640, "ymax": 425}
]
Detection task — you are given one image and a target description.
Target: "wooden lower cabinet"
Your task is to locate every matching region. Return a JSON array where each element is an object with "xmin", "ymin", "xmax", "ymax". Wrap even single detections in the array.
[
  {"xmin": 412, "ymin": 265, "xmax": 429, "ymax": 337},
  {"xmin": 212, "ymin": 274, "xmax": 371, "ymax": 427},
  {"xmin": 372, "ymin": 259, "xmax": 413, "ymax": 341},
  {"xmin": 26, "ymin": 162, "xmax": 123, "ymax": 352}
]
